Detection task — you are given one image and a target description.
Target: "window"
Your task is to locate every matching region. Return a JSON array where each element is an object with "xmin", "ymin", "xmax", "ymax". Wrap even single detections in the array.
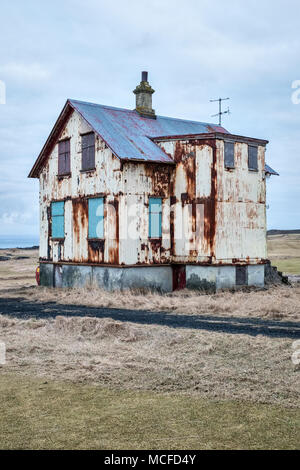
[
  {"xmin": 82, "ymin": 132, "xmax": 95, "ymax": 171},
  {"xmin": 224, "ymin": 141, "xmax": 235, "ymax": 168},
  {"xmin": 58, "ymin": 139, "xmax": 70, "ymax": 176},
  {"xmin": 149, "ymin": 197, "xmax": 162, "ymax": 238},
  {"xmin": 248, "ymin": 145, "xmax": 258, "ymax": 171},
  {"xmin": 88, "ymin": 197, "xmax": 104, "ymax": 239},
  {"xmin": 51, "ymin": 201, "xmax": 64, "ymax": 239}
]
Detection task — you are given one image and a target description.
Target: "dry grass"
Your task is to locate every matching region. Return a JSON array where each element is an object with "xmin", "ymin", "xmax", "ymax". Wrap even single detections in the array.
[
  {"xmin": 0, "ymin": 308, "xmax": 299, "ymax": 407},
  {"xmin": 7, "ymin": 283, "xmax": 300, "ymax": 323},
  {"xmin": 0, "ymin": 248, "xmax": 38, "ymax": 290}
]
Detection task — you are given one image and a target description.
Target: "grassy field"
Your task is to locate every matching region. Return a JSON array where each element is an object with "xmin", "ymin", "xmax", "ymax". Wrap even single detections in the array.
[
  {"xmin": 267, "ymin": 233, "xmax": 300, "ymax": 275},
  {"xmin": 0, "ymin": 237, "xmax": 299, "ymax": 449},
  {"xmin": 0, "ymin": 374, "xmax": 299, "ymax": 450}
]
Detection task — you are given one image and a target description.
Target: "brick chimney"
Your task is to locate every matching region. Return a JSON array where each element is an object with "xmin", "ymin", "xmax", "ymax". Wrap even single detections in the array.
[{"xmin": 133, "ymin": 71, "xmax": 155, "ymax": 118}]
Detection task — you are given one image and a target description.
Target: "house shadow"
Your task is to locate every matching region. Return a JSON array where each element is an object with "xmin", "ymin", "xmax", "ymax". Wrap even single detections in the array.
[{"xmin": 0, "ymin": 296, "xmax": 299, "ymax": 340}]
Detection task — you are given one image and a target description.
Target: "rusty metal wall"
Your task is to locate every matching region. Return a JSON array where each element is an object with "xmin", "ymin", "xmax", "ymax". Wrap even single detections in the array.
[
  {"xmin": 39, "ymin": 110, "xmax": 267, "ymax": 268},
  {"xmin": 39, "ymin": 110, "xmax": 122, "ymax": 265},
  {"xmin": 158, "ymin": 138, "xmax": 267, "ymax": 265}
]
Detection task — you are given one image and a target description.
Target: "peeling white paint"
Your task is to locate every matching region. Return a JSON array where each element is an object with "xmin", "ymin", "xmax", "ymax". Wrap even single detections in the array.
[{"xmin": 39, "ymin": 110, "xmax": 267, "ymax": 268}]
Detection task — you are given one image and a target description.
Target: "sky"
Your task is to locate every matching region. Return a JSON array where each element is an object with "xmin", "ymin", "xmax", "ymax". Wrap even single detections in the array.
[{"xmin": 0, "ymin": 0, "xmax": 299, "ymax": 238}]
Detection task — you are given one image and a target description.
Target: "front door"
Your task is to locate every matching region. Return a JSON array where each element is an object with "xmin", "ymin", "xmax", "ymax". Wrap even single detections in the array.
[{"xmin": 172, "ymin": 265, "xmax": 186, "ymax": 291}]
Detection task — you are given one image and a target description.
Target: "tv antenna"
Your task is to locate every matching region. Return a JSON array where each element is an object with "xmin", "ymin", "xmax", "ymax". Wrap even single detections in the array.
[{"xmin": 210, "ymin": 97, "xmax": 230, "ymax": 125}]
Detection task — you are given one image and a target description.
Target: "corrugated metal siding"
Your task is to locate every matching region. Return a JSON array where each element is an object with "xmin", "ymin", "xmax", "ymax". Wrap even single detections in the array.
[{"xmin": 40, "ymin": 109, "xmax": 268, "ymax": 269}]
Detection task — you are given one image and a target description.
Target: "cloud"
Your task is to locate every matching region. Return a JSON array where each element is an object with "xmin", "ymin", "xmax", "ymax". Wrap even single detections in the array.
[
  {"xmin": 0, "ymin": 62, "xmax": 50, "ymax": 82},
  {"xmin": 0, "ymin": 211, "xmax": 32, "ymax": 225},
  {"xmin": 0, "ymin": 0, "xmax": 299, "ymax": 237}
]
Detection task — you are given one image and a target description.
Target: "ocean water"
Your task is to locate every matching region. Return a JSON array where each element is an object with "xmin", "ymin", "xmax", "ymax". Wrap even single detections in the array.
[{"xmin": 0, "ymin": 236, "xmax": 39, "ymax": 249}]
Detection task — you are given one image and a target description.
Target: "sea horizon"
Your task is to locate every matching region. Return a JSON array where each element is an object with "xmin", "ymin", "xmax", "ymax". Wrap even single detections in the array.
[{"xmin": 0, "ymin": 235, "xmax": 39, "ymax": 249}]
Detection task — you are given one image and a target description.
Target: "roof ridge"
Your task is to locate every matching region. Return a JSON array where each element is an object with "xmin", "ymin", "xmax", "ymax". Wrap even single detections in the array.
[
  {"xmin": 68, "ymin": 99, "xmax": 223, "ymax": 128},
  {"xmin": 68, "ymin": 99, "xmax": 133, "ymax": 113}
]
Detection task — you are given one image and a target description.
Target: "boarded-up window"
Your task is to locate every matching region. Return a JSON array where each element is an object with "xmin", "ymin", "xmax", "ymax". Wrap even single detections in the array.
[
  {"xmin": 248, "ymin": 145, "xmax": 258, "ymax": 171},
  {"xmin": 58, "ymin": 140, "xmax": 70, "ymax": 175},
  {"xmin": 224, "ymin": 141, "xmax": 235, "ymax": 168},
  {"xmin": 236, "ymin": 265, "xmax": 248, "ymax": 286},
  {"xmin": 82, "ymin": 132, "xmax": 95, "ymax": 171},
  {"xmin": 149, "ymin": 197, "xmax": 162, "ymax": 238},
  {"xmin": 51, "ymin": 201, "xmax": 64, "ymax": 239},
  {"xmin": 88, "ymin": 198, "xmax": 104, "ymax": 238}
]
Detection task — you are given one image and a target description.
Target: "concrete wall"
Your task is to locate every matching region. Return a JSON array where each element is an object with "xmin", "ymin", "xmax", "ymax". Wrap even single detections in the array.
[
  {"xmin": 186, "ymin": 264, "xmax": 264, "ymax": 290},
  {"xmin": 40, "ymin": 263, "xmax": 172, "ymax": 292}
]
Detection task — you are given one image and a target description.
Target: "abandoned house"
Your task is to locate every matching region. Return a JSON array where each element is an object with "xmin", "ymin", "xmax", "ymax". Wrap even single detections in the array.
[{"xmin": 28, "ymin": 72, "xmax": 278, "ymax": 291}]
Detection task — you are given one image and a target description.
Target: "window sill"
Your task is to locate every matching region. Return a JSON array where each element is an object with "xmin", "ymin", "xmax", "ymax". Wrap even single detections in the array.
[
  {"xmin": 80, "ymin": 168, "xmax": 96, "ymax": 173},
  {"xmin": 88, "ymin": 238, "xmax": 105, "ymax": 242},
  {"xmin": 225, "ymin": 166, "xmax": 235, "ymax": 171},
  {"xmin": 248, "ymin": 168, "xmax": 258, "ymax": 172},
  {"xmin": 149, "ymin": 238, "xmax": 162, "ymax": 243},
  {"xmin": 57, "ymin": 173, "xmax": 71, "ymax": 179},
  {"xmin": 51, "ymin": 237, "xmax": 65, "ymax": 241}
]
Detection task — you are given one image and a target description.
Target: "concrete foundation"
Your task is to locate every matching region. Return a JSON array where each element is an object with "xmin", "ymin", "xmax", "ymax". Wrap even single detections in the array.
[
  {"xmin": 40, "ymin": 263, "xmax": 173, "ymax": 292},
  {"xmin": 186, "ymin": 265, "xmax": 236, "ymax": 290},
  {"xmin": 248, "ymin": 264, "xmax": 265, "ymax": 288},
  {"xmin": 40, "ymin": 263, "xmax": 265, "ymax": 292},
  {"xmin": 40, "ymin": 263, "xmax": 54, "ymax": 287}
]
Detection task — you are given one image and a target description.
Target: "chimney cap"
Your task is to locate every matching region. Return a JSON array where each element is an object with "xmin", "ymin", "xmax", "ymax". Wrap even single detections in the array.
[{"xmin": 133, "ymin": 71, "xmax": 156, "ymax": 118}]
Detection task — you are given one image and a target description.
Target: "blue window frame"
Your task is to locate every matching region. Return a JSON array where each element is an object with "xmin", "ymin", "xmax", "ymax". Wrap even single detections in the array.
[
  {"xmin": 88, "ymin": 197, "xmax": 104, "ymax": 238},
  {"xmin": 149, "ymin": 197, "xmax": 162, "ymax": 238},
  {"xmin": 51, "ymin": 201, "xmax": 64, "ymax": 238}
]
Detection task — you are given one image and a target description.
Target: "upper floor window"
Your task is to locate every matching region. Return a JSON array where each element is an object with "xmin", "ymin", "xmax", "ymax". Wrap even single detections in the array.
[
  {"xmin": 58, "ymin": 139, "xmax": 70, "ymax": 176},
  {"xmin": 82, "ymin": 132, "xmax": 95, "ymax": 171},
  {"xmin": 248, "ymin": 145, "xmax": 258, "ymax": 171},
  {"xmin": 149, "ymin": 197, "xmax": 162, "ymax": 239},
  {"xmin": 224, "ymin": 141, "xmax": 235, "ymax": 169},
  {"xmin": 88, "ymin": 197, "xmax": 104, "ymax": 239},
  {"xmin": 51, "ymin": 201, "xmax": 65, "ymax": 239}
]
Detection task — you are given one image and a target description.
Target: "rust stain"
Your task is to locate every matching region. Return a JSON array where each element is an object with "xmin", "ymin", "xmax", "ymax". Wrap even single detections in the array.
[
  {"xmin": 202, "ymin": 139, "xmax": 217, "ymax": 260},
  {"xmin": 72, "ymin": 197, "xmax": 88, "ymax": 245},
  {"xmin": 88, "ymin": 240, "xmax": 105, "ymax": 263},
  {"xmin": 149, "ymin": 238, "xmax": 162, "ymax": 264},
  {"xmin": 174, "ymin": 141, "xmax": 186, "ymax": 163},
  {"xmin": 108, "ymin": 198, "xmax": 119, "ymax": 264},
  {"xmin": 47, "ymin": 205, "xmax": 51, "ymax": 259},
  {"xmin": 144, "ymin": 163, "xmax": 173, "ymax": 197},
  {"xmin": 185, "ymin": 154, "xmax": 196, "ymax": 201},
  {"xmin": 173, "ymin": 139, "xmax": 217, "ymax": 262}
]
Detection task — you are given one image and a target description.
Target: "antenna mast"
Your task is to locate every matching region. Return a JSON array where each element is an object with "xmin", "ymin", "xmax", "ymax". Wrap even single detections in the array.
[{"xmin": 210, "ymin": 97, "xmax": 230, "ymax": 125}]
